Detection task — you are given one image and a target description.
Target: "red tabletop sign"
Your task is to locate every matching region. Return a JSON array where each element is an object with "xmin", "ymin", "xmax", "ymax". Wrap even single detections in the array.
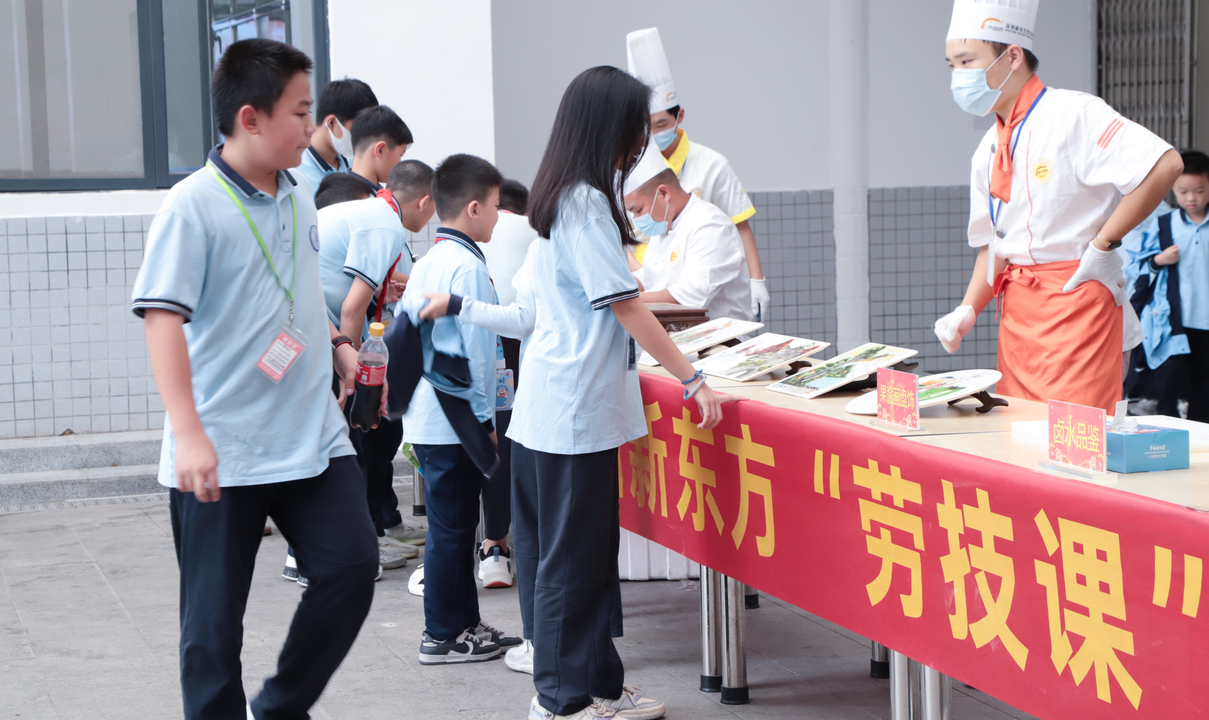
[
  {"xmin": 1048, "ymin": 399, "xmax": 1106, "ymax": 473},
  {"xmin": 877, "ymin": 367, "xmax": 920, "ymax": 430}
]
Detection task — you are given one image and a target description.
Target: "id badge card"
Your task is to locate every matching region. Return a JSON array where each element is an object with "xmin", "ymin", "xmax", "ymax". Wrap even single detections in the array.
[
  {"xmin": 495, "ymin": 368, "xmax": 515, "ymax": 411},
  {"xmin": 257, "ymin": 324, "xmax": 309, "ymax": 383}
]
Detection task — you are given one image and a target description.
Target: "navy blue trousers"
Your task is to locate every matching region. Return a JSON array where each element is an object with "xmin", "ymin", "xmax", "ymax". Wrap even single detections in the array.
[
  {"xmin": 414, "ymin": 443, "xmax": 483, "ymax": 640},
  {"xmin": 357, "ymin": 418, "xmax": 405, "ymax": 534},
  {"xmin": 512, "ymin": 442, "xmax": 624, "ymax": 716},
  {"xmin": 170, "ymin": 455, "xmax": 378, "ymax": 720}
]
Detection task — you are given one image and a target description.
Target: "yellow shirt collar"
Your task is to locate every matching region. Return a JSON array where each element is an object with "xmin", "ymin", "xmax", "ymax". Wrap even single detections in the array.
[{"xmin": 663, "ymin": 129, "xmax": 690, "ymax": 175}]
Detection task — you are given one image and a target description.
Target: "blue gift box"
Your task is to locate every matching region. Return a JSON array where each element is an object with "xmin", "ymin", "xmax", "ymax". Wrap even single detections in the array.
[{"xmin": 1107, "ymin": 425, "xmax": 1190, "ymax": 474}]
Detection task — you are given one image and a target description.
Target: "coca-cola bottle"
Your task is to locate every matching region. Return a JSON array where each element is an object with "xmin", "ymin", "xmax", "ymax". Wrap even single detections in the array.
[{"xmin": 350, "ymin": 322, "xmax": 388, "ymax": 430}]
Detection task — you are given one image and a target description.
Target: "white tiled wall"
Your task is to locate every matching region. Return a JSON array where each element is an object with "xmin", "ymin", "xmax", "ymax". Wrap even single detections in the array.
[{"xmin": 0, "ymin": 214, "xmax": 162, "ymax": 438}]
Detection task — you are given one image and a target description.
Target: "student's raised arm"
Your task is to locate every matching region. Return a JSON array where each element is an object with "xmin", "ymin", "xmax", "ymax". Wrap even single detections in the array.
[{"xmin": 421, "ymin": 250, "xmax": 538, "ymax": 338}]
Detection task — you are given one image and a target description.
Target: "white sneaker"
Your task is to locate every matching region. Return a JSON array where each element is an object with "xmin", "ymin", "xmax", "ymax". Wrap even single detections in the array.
[
  {"xmin": 407, "ymin": 563, "xmax": 425, "ymax": 596},
  {"xmin": 505, "ymin": 639, "xmax": 534, "ymax": 674},
  {"xmin": 592, "ymin": 686, "xmax": 665, "ymax": 720},
  {"xmin": 380, "ymin": 535, "xmax": 420, "ymax": 559},
  {"xmin": 478, "ymin": 543, "xmax": 515, "ymax": 588},
  {"xmin": 529, "ymin": 696, "xmax": 616, "ymax": 719},
  {"xmin": 379, "ymin": 546, "xmax": 409, "ymax": 570}
]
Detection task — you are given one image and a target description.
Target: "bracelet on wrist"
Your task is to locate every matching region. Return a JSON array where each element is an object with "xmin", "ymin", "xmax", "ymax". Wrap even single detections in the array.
[
  {"xmin": 332, "ymin": 335, "xmax": 354, "ymax": 351},
  {"xmin": 685, "ymin": 376, "xmax": 708, "ymax": 401},
  {"xmin": 681, "ymin": 369, "xmax": 703, "ymax": 386}
]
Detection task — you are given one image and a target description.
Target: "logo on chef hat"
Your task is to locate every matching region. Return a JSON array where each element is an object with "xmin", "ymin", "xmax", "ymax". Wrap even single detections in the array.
[{"xmin": 981, "ymin": 16, "xmax": 1034, "ymax": 41}]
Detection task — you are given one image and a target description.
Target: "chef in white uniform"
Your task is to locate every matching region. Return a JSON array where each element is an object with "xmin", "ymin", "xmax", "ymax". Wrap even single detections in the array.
[
  {"xmin": 624, "ymin": 142, "xmax": 752, "ymax": 322},
  {"xmin": 627, "ymin": 27, "xmax": 770, "ymax": 320},
  {"xmin": 934, "ymin": 0, "xmax": 1181, "ymax": 412}
]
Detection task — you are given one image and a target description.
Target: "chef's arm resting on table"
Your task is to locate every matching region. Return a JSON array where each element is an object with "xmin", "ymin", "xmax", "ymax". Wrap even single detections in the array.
[
  {"xmin": 631, "ymin": 274, "xmax": 678, "ymax": 305},
  {"xmin": 1062, "ymin": 148, "xmax": 1184, "ymax": 304}
]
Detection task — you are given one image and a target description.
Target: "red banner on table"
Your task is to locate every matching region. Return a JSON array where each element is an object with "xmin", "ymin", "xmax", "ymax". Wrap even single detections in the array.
[
  {"xmin": 620, "ymin": 374, "xmax": 1208, "ymax": 720},
  {"xmin": 877, "ymin": 367, "xmax": 919, "ymax": 430},
  {"xmin": 1048, "ymin": 400, "xmax": 1107, "ymax": 473}
]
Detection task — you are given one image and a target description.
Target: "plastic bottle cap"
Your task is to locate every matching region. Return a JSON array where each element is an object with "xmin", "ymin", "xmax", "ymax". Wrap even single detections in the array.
[{"xmin": 369, "ymin": 322, "xmax": 385, "ymax": 337}]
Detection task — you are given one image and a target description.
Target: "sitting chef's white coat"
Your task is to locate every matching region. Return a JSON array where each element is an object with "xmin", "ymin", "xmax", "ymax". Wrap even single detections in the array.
[{"xmin": 633, "ymin": 194, "xmax": 752, "ymax": 321}]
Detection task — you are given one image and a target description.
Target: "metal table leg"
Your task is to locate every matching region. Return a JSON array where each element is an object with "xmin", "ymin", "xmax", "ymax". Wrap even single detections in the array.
[
  {"xmin": 871, "ymin": 641, "xmax": 890, "ymax": 678},
  {"xmin": 889, "ymin": 649, "xmax": 951, "ymax": 720},
  {"xmin": 699, "ymin": 567, "xmax": 722, "ymax": 693},
  {"xmin": 889, "ymin": 650, "xmax": 917, "ymax": 720},
  {"xmin": 744, "ymin": 583, "xmax": 760, "ymax": 609},
  {"xmin": 413, "ymin": 470, "xmax": 425, "ymax": 516},
  {"xmin": 720, "ymin": 573, "xmax": 749, "ymax": 705},
  {"xmin": 921, "ymin": 664, "xmax": 951, "ymax": 720}
]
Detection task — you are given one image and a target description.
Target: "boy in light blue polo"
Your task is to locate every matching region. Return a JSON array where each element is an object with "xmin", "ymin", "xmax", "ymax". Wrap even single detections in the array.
[
  {"xmin": 291, "ymin": 78, "xmax": 378, "ymax": 196},
  {"xmin": 130, "ymin": 39, "xmax": 377, "ymax": 720},
  {"xmin": 401, "ymin": 153, "xmax": 522, "ymax": 665}
]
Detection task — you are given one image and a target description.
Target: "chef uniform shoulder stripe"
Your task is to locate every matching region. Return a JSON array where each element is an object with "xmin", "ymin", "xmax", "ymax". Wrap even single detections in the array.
[{"xmin": 1098, "ymin": 119, "xmax": 1125, "ymax": 149}]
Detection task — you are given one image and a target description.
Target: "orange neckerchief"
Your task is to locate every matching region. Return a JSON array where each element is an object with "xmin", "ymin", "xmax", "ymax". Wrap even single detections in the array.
[{"xmin": 991, "ymin": 74, "xmax": 1045, "ymax": 204}]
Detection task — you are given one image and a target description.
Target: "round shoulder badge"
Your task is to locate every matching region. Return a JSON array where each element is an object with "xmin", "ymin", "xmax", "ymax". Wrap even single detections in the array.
[
  {"xmin": 1032, "ymin": 158, "xmax": 1054, "ymax": 185},
  {"xmin": 309, "ymin": 225, "xmax": 320, "ymax": 251}
]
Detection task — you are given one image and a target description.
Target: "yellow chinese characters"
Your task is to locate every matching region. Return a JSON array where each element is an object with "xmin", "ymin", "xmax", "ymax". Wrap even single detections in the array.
[
  {"xmin": 1034, "ymin": 510, "xmax": 1141, "ymax": 709},
  {"xmin": 673, "ymin": 407, "xmax": 723, "ymax": 534},
  {"xmin": 628, "ymin": 402, "xmax": 668, "ymax": 516},
  {"xmin": 1152, "ymin": 546, "xmax": 1202, "ymax": 618},
  {"xmin": 878, "ymin": 385, "xmax": 914, "ymax": 410},
  {"xmin": 936, "ymin": 481, "xmax": 1028, "ymax": 670},
  {"xmin": 854, "ymin": 460, "xmax": 924, "ymax": 618},
  {"xmin": 725, "ymin": 424, "xmax": 775, "ymax": 557}
]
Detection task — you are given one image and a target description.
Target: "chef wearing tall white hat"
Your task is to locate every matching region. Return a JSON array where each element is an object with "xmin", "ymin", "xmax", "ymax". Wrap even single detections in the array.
[
  {"xmin": 934, "ymin": 0, "xmax": 1182, "ymax": 413},
  {"xmin": 623, "ymin": 141, "xmax": 753, "ymax": 322},
  {"xmin": 626, "ymin": 27, "xmax": 770, "ymax": 321}
]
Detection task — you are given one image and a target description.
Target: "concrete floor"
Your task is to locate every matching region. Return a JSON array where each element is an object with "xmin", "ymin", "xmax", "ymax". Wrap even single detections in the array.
[{"xmin": 0, "ymin": 500, "xmax": 1037, "ymax": 720}]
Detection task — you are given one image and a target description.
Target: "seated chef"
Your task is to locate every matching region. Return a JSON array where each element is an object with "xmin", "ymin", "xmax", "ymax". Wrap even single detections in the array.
[{"xmin": 624, "ymin": 143, "xmax": 752, "ymax": 321}]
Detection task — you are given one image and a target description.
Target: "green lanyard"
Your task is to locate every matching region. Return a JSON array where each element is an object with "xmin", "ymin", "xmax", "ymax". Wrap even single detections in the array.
[{"xmin": 207, "ymin": 161, "xmax": 299, "ymax": 324}]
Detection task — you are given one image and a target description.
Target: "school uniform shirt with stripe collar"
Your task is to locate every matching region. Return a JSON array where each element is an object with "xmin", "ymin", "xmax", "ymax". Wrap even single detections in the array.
[
  {"xmin": 401, "ymin": 228, "xmax": 498, "ymax": 446},
  {"xmin": 633, "ymin": 194, "xmax": 752, "ymax": 321},
  {"xmin": 291, "ymin": 146, "xmax": 351, "ymax": 198},
  {"xmin": 131, "ymin": 146, "xmax": 354, "ymax": 488},
  {"xmin": 317, "ymin": 196, "xmax": 406, "ymax": 332},
  {"xmin": 507, "ymin": 184, "xmax": 646, "ymax": 455},
  {"xmin": 663, "ymin": 130, "xmax": 756, "ymax": 225}
]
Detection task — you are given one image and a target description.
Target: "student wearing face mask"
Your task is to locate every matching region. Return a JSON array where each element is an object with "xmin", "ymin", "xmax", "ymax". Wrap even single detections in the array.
[
  {"xmin": 292, "ymin": 78, "xmax": 378, "ymax": 196},
  {"xmin": 624, "ymin": 143, "xmax": 752, "ymax": 322},
  {"xmin": 934, "ymin": 0, "xmax": 1182, "ymax": 413},
  {"xmin": 626, "ymin": 28, "xmax": 769, "ymax": 322}
]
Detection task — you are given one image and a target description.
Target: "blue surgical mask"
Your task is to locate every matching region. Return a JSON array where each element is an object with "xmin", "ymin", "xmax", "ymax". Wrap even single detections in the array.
[
  {"xmin": 651, "ymin": 122, "xmax": 679, "ymax": 151},
  {"xmin": 950, "ymin": 50, "xmax": 1012, "ymax": 117},
  {"xmin": 634, "ymin": 191, "xmax": 670, "ymax": 236}
]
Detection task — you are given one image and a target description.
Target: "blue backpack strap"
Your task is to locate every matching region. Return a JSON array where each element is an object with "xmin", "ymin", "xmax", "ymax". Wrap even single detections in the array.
[{"xmin": 1160, "ymin": 212, "xmax": 1185, "ymax": 337}]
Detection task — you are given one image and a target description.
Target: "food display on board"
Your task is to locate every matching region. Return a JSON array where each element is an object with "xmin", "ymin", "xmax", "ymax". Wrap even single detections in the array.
[
  {"xmin": 692, "ymin": 333, "xmax": 828, "ymax": 382},
  {"xmin": 843, "ymin": 369, "xmax": 1003, "ymax": 415},
  {"xmin": 766, "ymin": 343, "xmax": 917, "ymax": 400},
  {"xmin": 637, "ymin": 316, "xmax": 763, "ymax": 366}
]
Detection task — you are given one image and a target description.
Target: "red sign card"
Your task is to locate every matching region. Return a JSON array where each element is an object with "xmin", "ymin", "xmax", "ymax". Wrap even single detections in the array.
[
  {"xmin": 1048, "ymin": 400, "xmax": 1107, "ymax": 473},
  {"xmin": 877, "ymin": 367, "xmax": 920, "ymax": 430}
]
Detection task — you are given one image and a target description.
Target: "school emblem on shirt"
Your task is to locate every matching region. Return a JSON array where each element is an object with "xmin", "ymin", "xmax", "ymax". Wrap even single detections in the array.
[
  {"xmin": 669, "ymin": 251, "xmax": 679, "ymax": 263},
  {"xmin": 1032, "ymin": 158, "xmax": 1054, "ymax": 185},
  {"xmin": 310, "ymin": 225, "xmax": 320, "ymax": 251}
]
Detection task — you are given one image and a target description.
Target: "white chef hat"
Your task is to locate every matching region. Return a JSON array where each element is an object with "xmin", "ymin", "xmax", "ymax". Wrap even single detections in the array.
[
  {"xmin": 623, "ymin": 142, "xmax": 673, "ymax": 197},
  {"xmin": 627, "ymin": 27, "xmax": 678, "ymax": 113},
  {"xmin": 946, "ymin": 0, "xmax": 1039, "ymax": 52}
]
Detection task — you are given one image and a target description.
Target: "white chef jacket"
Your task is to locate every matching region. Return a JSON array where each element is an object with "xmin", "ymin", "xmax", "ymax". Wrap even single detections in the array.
[
  {"xmin": 480, "ymin": 210, "xmax": 538, "ymax": 306},
  {"xmin": 664, "ymin": 131, "xmax": 756, "ymax": 225},
  {"xmin": 968, "ymin": 87, "xmax": 1172, "ymax": 267},
  {"xmin": 633, "ymin": 194, "xmax": 752, "ymax": 321}
]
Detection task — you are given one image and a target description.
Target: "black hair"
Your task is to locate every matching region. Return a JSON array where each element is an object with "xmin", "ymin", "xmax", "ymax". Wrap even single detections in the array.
[
  {"xmin": 315, "ymin": 173, "xmax": 373, "ymax": 209},
  {"xmin": 528, "ymin": 66, "xmax": 651, "ymax": 243},
  {"xmin": 662, "ymin": 105, "xmax": 681, "ymax": 121},
  {"xmin": 350, "ymin": 105, "xmax": 413, "ymax": 153},
  {"xmin": 432, "ymin": 154, "xmax": 504, "ymax": 222},
  {"xmin": 316, "ymin": 78, "xmax": 379, "ymax": 124},
  {"xmin": 387, "ymin": 159, "xmax": 435, "ymax": 203},
  {"xmin": 211, "ymin": 39, "xmax": 313, "ymax": 137},
  {"xmin": 1180, "ymin": 150, "xmax": 1209, "ymax": 178},
  {"xmin": 498, "ymin": 179, "xmax": 530, "ymax": 214},
  {"xmin": 986, "ymin": 42, "xmax": 1040, "ymax": 73}
]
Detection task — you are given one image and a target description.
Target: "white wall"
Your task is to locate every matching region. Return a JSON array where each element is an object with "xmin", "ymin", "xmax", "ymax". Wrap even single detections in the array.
[{"xmin": 328, "ymin": 0, "xmax": 496, "ymax": 168}]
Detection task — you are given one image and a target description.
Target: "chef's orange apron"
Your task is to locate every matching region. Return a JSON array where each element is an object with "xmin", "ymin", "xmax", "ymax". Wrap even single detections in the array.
[{"xmin": 993, "ymin": 261, "xmax": 1122, "ymax": 413}]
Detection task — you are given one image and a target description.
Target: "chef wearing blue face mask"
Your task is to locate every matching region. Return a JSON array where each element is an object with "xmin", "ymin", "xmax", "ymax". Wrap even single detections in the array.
[
  {"xmin": 935, "ymin": 0, "xmax": 1183, "ymax": 413},
  {"xmin": 624, "ymin": 142, "xmax": 752, "ymax": 322}
]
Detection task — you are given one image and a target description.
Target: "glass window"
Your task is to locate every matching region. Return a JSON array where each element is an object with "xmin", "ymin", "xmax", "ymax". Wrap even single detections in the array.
[
  {"xmin": 0, "ymin": 0, "xmax": 145, "ymax": 180},
  {"xmin": 212, "ymin": 0, "xmax": 291, "ymax": 63}
]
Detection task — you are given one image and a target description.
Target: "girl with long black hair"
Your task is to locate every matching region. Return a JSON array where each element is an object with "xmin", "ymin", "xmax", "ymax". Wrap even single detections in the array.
[{"xmin": 423, "ymin": 65, "xmax": 731, "ymax": 720}]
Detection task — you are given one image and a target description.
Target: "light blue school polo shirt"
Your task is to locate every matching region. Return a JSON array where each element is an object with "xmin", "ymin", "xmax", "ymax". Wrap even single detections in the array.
[
  {"xmin": 507, "ymin": 184, "xmax": 646, "ymax": 455},
  {"xmin": 401, "ymin": 228, "xmax": 498, "ymax": 446},
  {"xmin": 1136, "ymin": 208, "xmax": 1209, "ymax": 330},
  {"xmin": 291, "ymin": 146, "xmax": 351, "ymax": 198},
  {"xmin": 317, "ymin": 196, "xmax": 406, "ymax": 330},
  {"xmin": 132, "ymin": 146, "xmax": 354, "ymax": 488}
]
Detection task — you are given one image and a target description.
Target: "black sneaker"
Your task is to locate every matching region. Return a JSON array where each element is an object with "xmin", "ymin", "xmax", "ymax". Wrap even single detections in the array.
[
  {"xmin": 473, "ymin": 621, "xmax": 523, "ymax": 648},
  {"xmin": 282, "ymin": 552, "xmax": 309, "ymax": 588},
  {"xmin": 418, "ymin": 630, "xmax": 503, "ymax": 665}
]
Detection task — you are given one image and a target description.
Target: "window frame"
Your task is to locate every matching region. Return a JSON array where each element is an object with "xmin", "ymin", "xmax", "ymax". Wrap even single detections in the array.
[{"xmin": 0, "ymin": 0, "xmax": 329, "ymax": 193}]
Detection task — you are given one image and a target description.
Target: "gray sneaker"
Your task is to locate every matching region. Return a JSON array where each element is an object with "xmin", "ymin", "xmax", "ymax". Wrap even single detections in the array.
[
  {"xmin": 592, "ymin": 686, "xmax": 665, "ymax": 720},
  {"xmin": 529, "ymin": 696, "xmax": 616, "ymax": 719},
  {"xmin": 379, "ymin": 546, "xmax": 409, "ymax": 570},
  {"xmin": 384, "ymin": 518, "xmax": 427, "ymax": 546},
  {"xmin": 380, "ymin": 535, "xmax": 420, "ymax": 559}
]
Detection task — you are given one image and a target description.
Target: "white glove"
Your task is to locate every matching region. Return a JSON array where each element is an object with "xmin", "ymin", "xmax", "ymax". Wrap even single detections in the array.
[
  {"xmin": 1062, "ymin": 244, "xmax": 1127, "ymax": 306},
  {"xmin": 934, "ymin": 305, "xmax": 976, "ymax": 354},
  {"xmin": 750, "ymin": 278, "xmax": 770, "ymax": 320}
]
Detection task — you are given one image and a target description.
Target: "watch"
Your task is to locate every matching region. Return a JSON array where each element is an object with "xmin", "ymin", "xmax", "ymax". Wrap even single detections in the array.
[
  {"xmin": 331, "ymin": 335, "xmax": 354, "ymax": 351},
  {"xmin": 1094, "ymin": 232, "xmax": 1122, "ymax": 251}
]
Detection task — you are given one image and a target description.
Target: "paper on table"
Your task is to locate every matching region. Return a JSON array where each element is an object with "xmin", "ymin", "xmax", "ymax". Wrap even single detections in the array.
[{"xmin": 637, "ymin": 317, "xmax": 764, "ymax": 367}]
